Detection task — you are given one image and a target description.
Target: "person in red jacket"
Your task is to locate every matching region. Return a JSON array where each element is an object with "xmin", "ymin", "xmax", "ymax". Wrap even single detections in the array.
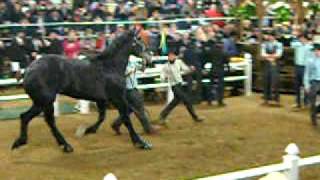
[
  {"xmin": 95, "ymin": 32, "xmax": 106, "ymax": 52},
  {"xmin": 204, "ymin": 4, "xmax": 225, "ymax": 27},
  {"xmin": 63, "ymin": 30, "xmax": 81, "ymax": 60}
]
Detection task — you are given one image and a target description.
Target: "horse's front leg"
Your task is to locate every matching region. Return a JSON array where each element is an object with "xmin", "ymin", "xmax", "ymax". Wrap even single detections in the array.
[
  {"xmin": 84, "ymin": 101, "xmax": 108, "ymax": 135},
  {"xmin": 115, "ymin": 97, "xmax": 152, "ymax": 150}
]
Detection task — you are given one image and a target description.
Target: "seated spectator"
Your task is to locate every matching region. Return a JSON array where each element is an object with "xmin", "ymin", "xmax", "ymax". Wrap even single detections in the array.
[
  {"xmin": 96, "ymin": 32, "xmax": 107, "ymax": 53},
  {"xmin": 204, "ymin": 4, "xmax": 225, "ymax": 27},
  {"xmin": 0, "ymin": 40, "xmax": 6, "ymax": 78},
  {"xmin": 7, "ymin": 31, "xmax": 35, "ymax": 75},
  {"xmin": 46, "ymin": 31, "xmax": 64, "ymax": 55},
  {"xmin": 63, "ymin": 30, "xmax": 81, "ymax": 60},
  {"xmin": 223, "ymin": 32, "xmax": 239, "ymax": 57}
]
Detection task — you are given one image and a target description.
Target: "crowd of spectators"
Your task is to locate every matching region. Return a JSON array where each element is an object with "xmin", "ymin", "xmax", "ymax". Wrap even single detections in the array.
[{"xmin": 0, "ymin": 0, "xmax": 319, "ymax": 80}]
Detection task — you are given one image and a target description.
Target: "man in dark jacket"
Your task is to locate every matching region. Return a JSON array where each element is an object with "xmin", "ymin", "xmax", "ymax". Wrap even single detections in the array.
[
  {"xmin": 46, "ymin": 31, "xmax": 64, "ymax": 55},
  {"xmin": 203, "ymin": 39, "xmax": 229, "ymax": 106},
  {"xmin": 8, "ymin": 31, "xmax": 35, "ymax": 69},
  {"xmin": 183, "ymin": 41, "xmax": 203, "ymax": 103}
]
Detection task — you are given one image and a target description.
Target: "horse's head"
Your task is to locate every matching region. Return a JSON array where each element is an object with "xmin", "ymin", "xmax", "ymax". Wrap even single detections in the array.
[{"xmin": 129, "ymin": 29, "xmax": 152, "ymax": 66}]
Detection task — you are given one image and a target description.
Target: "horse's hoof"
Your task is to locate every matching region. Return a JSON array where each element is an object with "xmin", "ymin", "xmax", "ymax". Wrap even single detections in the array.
[
  {"xmin": 84, "ymin": 126, "xmax": 97, "ymax": 135},
  {"xmin": 11, "ymin": 138, "xmax": 27, "ymax": 150},
  {"xmin": 135, "ymin": 140, "xmax": 152, "ymax": 150},
  {"xmin": 62, "ymin": 144, "xmax": 74, "ymax": 153}
]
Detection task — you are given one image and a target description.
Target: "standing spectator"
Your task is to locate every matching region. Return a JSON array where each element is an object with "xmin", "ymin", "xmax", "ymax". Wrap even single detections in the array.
[
  {"xmin": 304, "ymin": 43, "xmax": 320, "ymax": 126},
  {"xmin": 182, "ymin": 39, "xmax": 203, "ymax": 103},
  {"xmin": 261, "ymin": 32, "xmax": 284, "ymax": 106},
  {"xmin": 158, "ymin": 50, "xmax": 204, "ymax": 125},
  {"xmin": 63, "ymin": 30, "xmax": 81, "ymax": 60},
  {"xmin": 223, "ymin": 32, "xmax": 239, "ymax": 57},
  {"xmin": 203, "ymin": 39, "xmax": 229, "ymax": 106},
  {"xmin": 291, "ymin": 34, "xmax": 313, "ymax": 109}
]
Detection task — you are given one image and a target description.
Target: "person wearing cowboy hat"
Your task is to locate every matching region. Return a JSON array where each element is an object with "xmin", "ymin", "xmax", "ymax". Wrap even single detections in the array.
[
  {"xmin": 291, "ymin": 33, "xmax": 314, "ymax": 110},
  {"xmin": 261, "ymin": 31, "xmax": 284, "ymax": 106},
  {"xmin": 304, "ymin": 43, "xmax": 320, "ymax": 126}
]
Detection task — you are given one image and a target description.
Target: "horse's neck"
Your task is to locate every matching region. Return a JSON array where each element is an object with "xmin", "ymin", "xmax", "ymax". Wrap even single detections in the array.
[
  {"xmin": 114, "ymin": 55, "xmax": 129, "ymax": 75},
  {"xmin": 105, "ymin": 47, "xmax": 130, "ymax": 75}
]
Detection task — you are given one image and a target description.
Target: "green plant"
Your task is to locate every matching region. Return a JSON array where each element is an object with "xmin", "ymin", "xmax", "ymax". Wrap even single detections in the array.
[
  {"xmin": 230, "ymin": 2, "xmax": 256, "ymax": 20},
  {"xmin": 308, "ymin": 3, "xmax": 320, "ymax": 14},
  {"xmin": 273, "ymin": 6, "xmax": 292, "ymax": 23}
]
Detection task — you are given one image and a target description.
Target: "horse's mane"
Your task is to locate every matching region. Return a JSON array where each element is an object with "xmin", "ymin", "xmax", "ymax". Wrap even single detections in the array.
[{"xmin": 93, "ymin": 31, "xmax": 134, "ymax": 61}]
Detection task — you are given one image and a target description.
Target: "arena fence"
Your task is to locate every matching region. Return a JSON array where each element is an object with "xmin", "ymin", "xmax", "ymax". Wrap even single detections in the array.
[
  {"xmin": 0, "ymin": 17, "xmax": 238, "ymax": 28},
  {"xmin": 0, "ymin": 54, "xmax": 252, "ymax": 116},
  {"xmin": 101, "ymin": 144, "xmax": 320, "ymax": 180},
  {"xmin": 196, "ymin": 143, "xmax": 320, "ymax": 180}
]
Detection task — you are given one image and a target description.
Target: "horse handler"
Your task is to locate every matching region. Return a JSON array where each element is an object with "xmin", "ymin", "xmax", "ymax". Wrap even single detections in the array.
[
  {"xmin": 304, "ymin": 43, "xmax": 320, "ymax": 126},
  {"xmin": 158, "ymin": 50, "xmax": 205, "ymax": 125},
  {"xmin": 111, "ymin": 57, "xmax": 158, "ymax": 135}
]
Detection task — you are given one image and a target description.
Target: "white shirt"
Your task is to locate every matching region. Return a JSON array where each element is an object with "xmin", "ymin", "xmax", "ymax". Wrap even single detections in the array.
[{"xmin": 161, "ymin": 59, "xmax": 191, "ymax": 86}]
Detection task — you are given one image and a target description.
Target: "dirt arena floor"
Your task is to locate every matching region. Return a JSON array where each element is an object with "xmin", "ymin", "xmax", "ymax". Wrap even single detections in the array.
[{"xmin": 0, "ymin": 94, "xmax": 320, "ymax": 180}]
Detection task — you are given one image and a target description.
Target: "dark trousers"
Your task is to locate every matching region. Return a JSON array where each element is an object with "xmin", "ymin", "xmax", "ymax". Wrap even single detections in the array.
[
  {"xmin": 308, "ymin": 81, "xmax": 320, "ymax": 122},
  {"xmin": 207, "ymin": 70, "xmax": 224, "ymax": 105},
  {"xmin": 185, "ymin": 69, "xmax": 202, "ymax": 102},
  {"xmin": 112, "ymin": 89, "xmax": 152, "ymax": 133},
  {"xmin": 209, "ymin": 71, "xmax": 224, "ymax": 104},
  {"xmin": 160, "ymin": 83, "xmax": 199, "ymax": 121},
  {"xmin": 295, "ymin": 65, "xmax": 308, "ymax": 107},
  {"xmin": 263, "ymin": 62, "xmax": 280, "ymax": 102}
]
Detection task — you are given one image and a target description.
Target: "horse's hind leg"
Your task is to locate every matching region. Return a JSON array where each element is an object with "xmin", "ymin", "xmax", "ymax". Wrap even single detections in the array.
[
  {"xmin": 12, "ymin": 105, "xmax": 42, "ymax": 150},
  {"xmin": 84, "ymin": 101, "xmax": 107, "ymax": 135},
  {"xmin": 43, "ymin": 104, "xmax": 73, "ymax": 153}
]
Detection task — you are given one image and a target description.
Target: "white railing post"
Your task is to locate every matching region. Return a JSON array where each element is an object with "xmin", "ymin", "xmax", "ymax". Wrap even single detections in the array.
[
  {"xmin": 103, "ymin": 173, "xmax": 117, "ymax": 180},
  {"xmin": 283, "ymin": 143, "xmax": 300, "ymax": 180},
  {"xmin": 54, "ymin": 94, "xmax": 60, "ymax": 117},
  {"xmin": 244, "ymin": 53, "xmax": 252, "ymax": 96}
]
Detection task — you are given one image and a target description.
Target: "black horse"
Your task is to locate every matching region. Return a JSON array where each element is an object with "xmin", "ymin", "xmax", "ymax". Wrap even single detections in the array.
[{"xmin": 11, "ymin": 29, "xmax": 152, "ymax": 153}]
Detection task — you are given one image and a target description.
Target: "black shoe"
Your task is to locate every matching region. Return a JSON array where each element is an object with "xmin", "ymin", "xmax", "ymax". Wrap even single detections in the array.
[
  {"xmin": 194, "ymin": 116, "xmax": 205, "ymax": 122},
  {"xmin": 111, "ymin": 124, "xmax": 121, "ymax": 135}
]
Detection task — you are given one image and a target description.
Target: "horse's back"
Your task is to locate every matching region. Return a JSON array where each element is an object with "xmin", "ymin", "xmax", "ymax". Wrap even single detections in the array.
[{"xmin": 23, "ymin": 55, "xmax": 68, "ymax": 104}]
